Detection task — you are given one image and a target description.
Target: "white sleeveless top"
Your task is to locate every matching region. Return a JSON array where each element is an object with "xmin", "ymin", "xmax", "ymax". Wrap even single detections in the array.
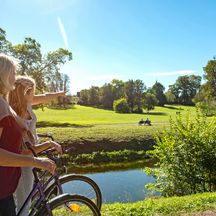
[{"xmin": 24, "ymin": 105, "xmax": 38, "ymax": 145}]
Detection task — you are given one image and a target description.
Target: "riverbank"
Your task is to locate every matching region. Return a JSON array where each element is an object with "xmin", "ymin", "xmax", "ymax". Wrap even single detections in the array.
[
  {"xmin": 37, "ymin": 125, "xmax": 163, "ymax": 164},
  {"xmin": 101, "ymin": 192, "xmax": 216, "ymax": 216}
]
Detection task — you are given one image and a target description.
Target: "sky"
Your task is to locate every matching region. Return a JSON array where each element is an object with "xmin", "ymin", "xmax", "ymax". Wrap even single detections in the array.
[{"xmin": 1, "ymin": 0, "xmax": 216, "ymax": 94}]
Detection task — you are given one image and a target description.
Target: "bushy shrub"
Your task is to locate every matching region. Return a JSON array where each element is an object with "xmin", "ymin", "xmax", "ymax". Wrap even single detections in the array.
[
  {"xmin": 113, "ymin": 98, "xmax": 130, "ymax": 113},
  {"xmin": 146, "ymin": 110, "xmax": 216, "ymax": 197},
  {"xmin": 196, "ymin": 101, "xmax": 216, "ymax": 116}
]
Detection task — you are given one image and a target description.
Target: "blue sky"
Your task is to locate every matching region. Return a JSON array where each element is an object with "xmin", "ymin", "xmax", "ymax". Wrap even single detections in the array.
[{"xmin": 1, "ymin": 0, "xmax": 216, "ymax": 94}]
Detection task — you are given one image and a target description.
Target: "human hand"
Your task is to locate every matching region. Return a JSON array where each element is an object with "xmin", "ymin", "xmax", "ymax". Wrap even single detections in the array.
[
  {"xmin": 50, "ymin": 141, "xmax": 63, "ymax": 154},
  {"xmin": 34, "ymin": 157, "xmax": 56, "ymax": 175}
]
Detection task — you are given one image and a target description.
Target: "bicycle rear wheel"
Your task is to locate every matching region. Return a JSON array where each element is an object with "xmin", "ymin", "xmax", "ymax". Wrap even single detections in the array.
[
  {"xmin": 38, "ymin": 194, "xmax": 101, "ymax": 216},
  {"xmin": 45, "ymin": 174, "xmax": 102, "ymax": 210}
]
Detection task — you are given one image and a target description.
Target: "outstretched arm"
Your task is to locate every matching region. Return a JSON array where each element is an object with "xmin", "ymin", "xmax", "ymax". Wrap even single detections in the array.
[{"xmin": 32, "ymin": 91, "xmax": 66, "ymax": 105}]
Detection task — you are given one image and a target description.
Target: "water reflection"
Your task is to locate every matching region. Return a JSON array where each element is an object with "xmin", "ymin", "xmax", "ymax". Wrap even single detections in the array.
[
  {"xmin": 86, "ymin": 168, "xmax": 158, "ymax": 203},
  {"xmin": 66, "ymin": 160, "xmax": 159, "ymax": 203}
]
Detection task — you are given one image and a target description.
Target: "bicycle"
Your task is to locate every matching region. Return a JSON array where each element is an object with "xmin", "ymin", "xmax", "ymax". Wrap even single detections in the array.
[
  {"xmin": 33, "ymin": 134, "xmax": 102, "ymax": 210},
  {"xmin": 16, "ymin": 159, "xmax": 101, "ymax": 216}
]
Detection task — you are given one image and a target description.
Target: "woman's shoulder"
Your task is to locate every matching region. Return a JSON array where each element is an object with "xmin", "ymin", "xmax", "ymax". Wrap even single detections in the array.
[{"xmin": 0, "ymin": 97, "xmax": 10, "ymax": 119}]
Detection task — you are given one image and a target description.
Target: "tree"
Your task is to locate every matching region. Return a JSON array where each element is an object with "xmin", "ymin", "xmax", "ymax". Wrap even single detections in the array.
[
  {"xmin": 113, "ymin": 98, "xmax": 130, "ymax": 113},
  {"xmin": 133, "ymin": 79, "xmax": 146, "ymax": 113},
  {"xmin": 43, "ymin": 48, "xmax": 72, "ymax": 92},
  {"xmin": 0, "ymin": 28, "xmax": 12, "ymax": 54},
  {"xmin": 202, "ymin": 57, "xmax": 216, "ymax": 100},
  {"xmin": 88, "ymin": 86, "xmax": 100, "ymax": 106},
  {"xmin": 111, "ymin": 79, "xmax": 125, "ymax": 100},
  {"xmin": 151, "ymin": 81, "xmax": 167, "ymax": 106},
  {"xmin": 100, "ymin": 83, "xmax": 114, "ymax": 109},
  {"xmin": 143, "ymin": 93, "xmax": 158, "ymax": 112},
  {"xmin": 165, "ymin": 90, "xmax": 176, "ymax": 104},
  {"xmin": 1, "ymin": 28, "xmax": 72, "ymax": 93},
  {"xmin": 79, "ymin": 89, "xmax": 89, "ymax": 105},
  {"xmin": 168, "ymin": 75, "xmax": 201, "ymax": 105},
  {"xmin": 124, "ymin": 80, "xmax": 135, "ymax": 111},
  {"xmin": 124, "ymin": 79, "xmax": 146, "ymax": 113}
]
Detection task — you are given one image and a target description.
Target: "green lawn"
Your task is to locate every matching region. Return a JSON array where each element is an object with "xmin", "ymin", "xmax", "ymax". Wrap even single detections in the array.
[
  {"xmin": 35, "ymin": 104, "xmax": 197, "ymax": 126},
  {"xmin": 37, "ymin": 125, "xmax": 163, "ymax": 142}
]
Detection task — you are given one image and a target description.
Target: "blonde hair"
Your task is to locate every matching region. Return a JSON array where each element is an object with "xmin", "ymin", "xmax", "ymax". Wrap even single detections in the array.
[
  {"xmin": 9, "ymin": 76, "xmax": 35, "ymax": 117},
  {"xmin": 0, "ymin": 53, "xmax": 17, "ymax": 97}
]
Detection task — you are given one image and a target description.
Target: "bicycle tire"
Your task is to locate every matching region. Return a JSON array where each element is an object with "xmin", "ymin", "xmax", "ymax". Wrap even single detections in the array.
[
  {"xmin": 38, "ymin": 193, "xmax": 101, "ymax": 216},
  {"xmin": 44, "ymin": 174, "xmax": 102, "ymax": 210}
]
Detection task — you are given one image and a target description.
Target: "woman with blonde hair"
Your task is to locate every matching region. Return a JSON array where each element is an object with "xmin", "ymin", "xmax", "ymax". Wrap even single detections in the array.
[
  {"xmin": 9, "ymin": 75, "xmax": 63, "ymax": 215},
  {"xmin": 0, "ymin": 53, "xmax": 56, "ymax": 216}
]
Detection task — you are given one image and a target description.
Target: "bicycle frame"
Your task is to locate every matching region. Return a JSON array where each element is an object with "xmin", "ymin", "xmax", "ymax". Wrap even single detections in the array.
[
  {"xmin": 17, "ymin": 169, "xmax": 53, "ymax": 216},
  {"xmin": 32, "ymin": 169, "xmax": 64, "ymax": 200}
]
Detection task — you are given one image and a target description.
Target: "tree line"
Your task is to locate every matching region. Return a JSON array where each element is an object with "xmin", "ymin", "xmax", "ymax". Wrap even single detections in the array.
[
  {"xmin": 78, "ymin": 57, "xmax": 216, "ymax": 114},
  {"xmin": 78, "ymin": 75, "xmax": 202, "ymax": 113},
  {"xmin": 0, "ymin": 28, "xmax": 72, "ymax": 94}
]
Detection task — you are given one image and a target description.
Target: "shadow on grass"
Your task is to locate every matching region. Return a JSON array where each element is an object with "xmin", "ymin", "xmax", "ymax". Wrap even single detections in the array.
[
  {"xmin": 143, "ymin": 112, "xmax": 167, "ymax": 116},
  {"xmin": 164, "ymin": 105, "xmax": 183, "ymax": 110},
  {"xmin": 36, "ymin": 121, "xmax": 94, "ymax": 128},
  {"xmin": 47, "ymin": 104, "xmax": 77, "ymax": 110}
]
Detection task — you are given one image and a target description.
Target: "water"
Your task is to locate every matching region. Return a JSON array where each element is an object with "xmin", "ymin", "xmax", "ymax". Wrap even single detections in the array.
[
  {"xmin": 65, "ymin": 161, "xmax": 159, "ymax": 203},
  {"xmin": 85, "ymin": 168, "xmax": 158, "ymax": 203}
]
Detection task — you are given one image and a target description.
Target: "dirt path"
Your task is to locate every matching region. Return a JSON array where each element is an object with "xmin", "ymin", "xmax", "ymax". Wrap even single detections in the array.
[
  {"xmin": 94, "ymin": 122, "xmax": 169, "ymax": 127},
  {"xmin": 181, "ymin": 210, "xmax": 216, "ymax": 216}
]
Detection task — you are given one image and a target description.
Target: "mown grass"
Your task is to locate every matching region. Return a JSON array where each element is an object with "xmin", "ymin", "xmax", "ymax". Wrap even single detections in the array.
[
  {"xmin": 35, "ymin": 104, "xmax": 197, "ymax": 126},
  {"xmin": 101, "ymin": 192, "xmax": 216, "ymax": 216},
  {"xmin": 36, "ymin": 125, "xmax": 164, "ymax": 143},
  {"xmin": 36, "ymin": 125, "xmax": 165, "ymax": 157}
]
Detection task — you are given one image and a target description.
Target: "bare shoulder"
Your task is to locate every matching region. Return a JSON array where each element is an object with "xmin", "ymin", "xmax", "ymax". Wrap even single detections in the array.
[{"xmin": 0, "ymin": 97, "xmax": 10, "ymax": 118}]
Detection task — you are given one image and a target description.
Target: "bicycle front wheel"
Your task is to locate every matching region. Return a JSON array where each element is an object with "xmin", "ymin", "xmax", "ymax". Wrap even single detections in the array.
[
  {"xmin": 45, "ymin": 174, "xmax": 102, "ymax": 210},
  {"xmin": 38, "ymin": 194, "xmax": 101, "ymax": 216}
]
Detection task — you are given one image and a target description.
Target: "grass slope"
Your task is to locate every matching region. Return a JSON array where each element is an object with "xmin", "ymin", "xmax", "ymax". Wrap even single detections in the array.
[{"xmin": 35, "ymin": 104, "xmax": 197, "ymax": 126}]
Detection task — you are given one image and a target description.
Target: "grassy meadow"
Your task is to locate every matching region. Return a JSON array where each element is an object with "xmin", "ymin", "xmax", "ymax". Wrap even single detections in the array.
[
  {"xmin": 35, "ymin": 104, "xmax": 198, "ymax": 164},
  {"xmin": 35, "ymin": 104, "xmax": 197, "ymax": 127}
]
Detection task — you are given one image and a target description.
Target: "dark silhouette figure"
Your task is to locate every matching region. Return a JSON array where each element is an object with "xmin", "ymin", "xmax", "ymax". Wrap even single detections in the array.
[{"xmin": 138, "ymin": 118, "xmax": 151, "ymax": 126}]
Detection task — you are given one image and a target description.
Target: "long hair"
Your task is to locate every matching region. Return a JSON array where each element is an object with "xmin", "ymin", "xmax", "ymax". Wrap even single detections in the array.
[
  {"xmin": 0, "ymin": 53, "xmax": 17, "ymax": 98},
  {"xmin": 9, "ymin": 76, "xmax": 35, "ymax": 118}
]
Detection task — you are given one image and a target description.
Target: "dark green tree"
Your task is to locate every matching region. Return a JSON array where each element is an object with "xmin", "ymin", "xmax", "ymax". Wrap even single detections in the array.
[
  {"xmin": 100, "ymin": 83, "xmax": 114, "ymax": 109},
  {"xmin": 202, "ymin": 57, "xmax": 216, "ymax": 100},
  {"xmin": 151, "ymin": 81, "xmax": 167, "ymax": 106},
  {"xmin": 124, "ymin": 80, "xmax": 135, "ymax": 111},
  {"xmin": 88, "ymin": 86, "xmax": 100, "ymax": 106},
  {"xmin": 168, "ymin": 75, "xmax": 201, "ymax": 105},
  {"xmin": 79, "ymin": 89, "xmax": 89, "ymax": 105},
  {"xmin": 111, "ymin": 79, "xmax": 125, "ymax": 100},
  {"xmin": 133, "ymin": 79, "xmax": 146, "ymax": 113},
  {"xmin": 143, "ymin": 93, "xmax": 158, "ymax": 112}
]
